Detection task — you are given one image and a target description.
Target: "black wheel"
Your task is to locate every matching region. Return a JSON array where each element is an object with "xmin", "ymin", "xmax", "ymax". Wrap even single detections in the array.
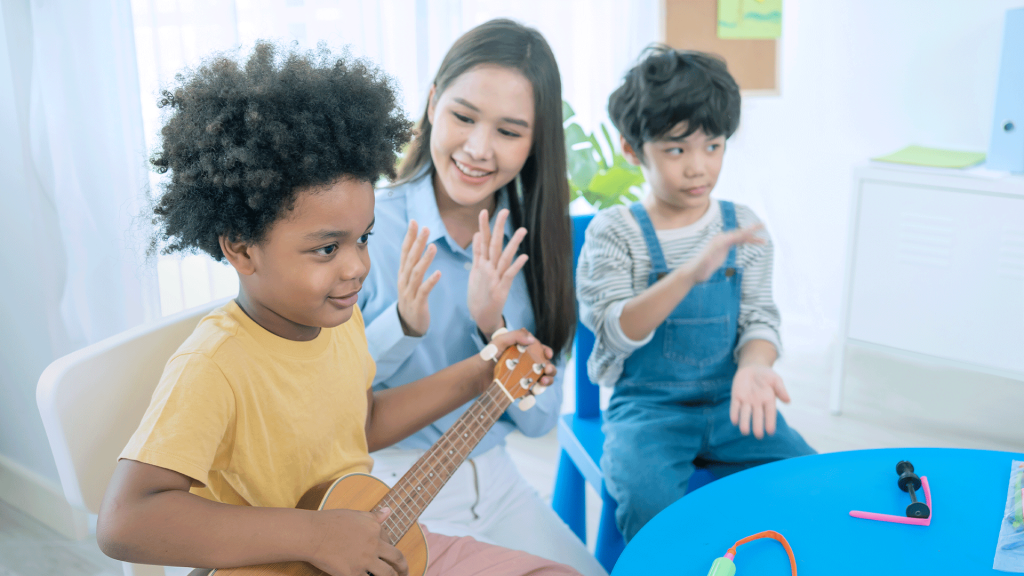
[
  {"xmin": 896, "ymin": 460, "xmax": 914, "ymax": 475},
  {"xmin": 906, "ymin": 502, "xmax": 930, "ymax": 518},
  {"xmin": 898, "ymin": 472, "xmax": 922, "ymax": 493}
]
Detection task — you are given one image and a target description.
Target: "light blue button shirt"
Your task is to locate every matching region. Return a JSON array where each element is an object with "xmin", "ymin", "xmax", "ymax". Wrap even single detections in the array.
[{"xmin": 358, "ymin": 170, "xmax": 564, "ymax": 458}]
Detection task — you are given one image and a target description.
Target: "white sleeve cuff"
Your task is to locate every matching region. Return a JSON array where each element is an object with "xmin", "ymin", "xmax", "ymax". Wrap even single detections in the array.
[
  {"xmin": 603, "ymin": 299, "xmax": 655, "ymax": 353},
  {"xmin": 734, "ymin": 327, "xmax": 782, "ymax": 362},
  {"xmin": 365, "ymin": 301, "xmax": 422, "ymax": 380}
]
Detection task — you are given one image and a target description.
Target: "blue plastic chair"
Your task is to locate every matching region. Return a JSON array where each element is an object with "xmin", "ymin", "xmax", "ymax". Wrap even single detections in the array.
[{"xmin": 552, "ymin": 213, "xmax": 715, "ymax": 572}]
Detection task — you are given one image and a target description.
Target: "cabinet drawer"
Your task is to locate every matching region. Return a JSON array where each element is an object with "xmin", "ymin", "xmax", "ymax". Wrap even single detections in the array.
[{"xmin": 847, "ymin": 180, "xmax": 1024, "ymax": 374}]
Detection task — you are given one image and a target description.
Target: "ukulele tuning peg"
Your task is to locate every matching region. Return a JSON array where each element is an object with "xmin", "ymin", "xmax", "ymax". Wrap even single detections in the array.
[
  {"xmin": 479, "ymin": 344, "xmax": 498, "ymax": 362},
  {"xmin": 518, "ymin": 395, "xmax": 536, "ymax": 411},
  {"xmin": 531, "ymin": 383, "xmax": 547, "ymax": 396},
  {"xmin": 491, "ymin": 327, "xmax": 509, "ymax": 339},
  {"xmin": 505, "ymin": 358, "xmax": 519, "ymax": 370},
  {"xmin": 519, "ymin": 377, "xmax": 533, "ymax": 390},
  {"xmin": 516, "ymin": 344, "xmax": 527, "ymax": 353},
  {"xmin": 533, "ymin": 363, "xmax": 544, "ymax": 375}
]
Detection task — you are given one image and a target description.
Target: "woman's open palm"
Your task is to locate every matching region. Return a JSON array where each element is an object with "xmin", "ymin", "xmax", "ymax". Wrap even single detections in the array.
[
  {"xmin": 396, "ymin": 220, "xmax": 441, "ymax": 337},
  {"xmin": 467, "ymin": 208, "xmax": 528, "ymax": 338}
]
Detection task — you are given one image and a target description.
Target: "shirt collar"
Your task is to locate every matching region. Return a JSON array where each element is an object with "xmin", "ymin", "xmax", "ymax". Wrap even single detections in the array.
[{"xmin": 405, "ymin": 166, "xmax": 515, "ymax": 252}]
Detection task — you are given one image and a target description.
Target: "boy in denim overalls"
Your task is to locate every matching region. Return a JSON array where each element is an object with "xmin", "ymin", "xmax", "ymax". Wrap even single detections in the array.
[{"xmin": 576, "ymin": 47, "xmax": 815, "ymax": 542}]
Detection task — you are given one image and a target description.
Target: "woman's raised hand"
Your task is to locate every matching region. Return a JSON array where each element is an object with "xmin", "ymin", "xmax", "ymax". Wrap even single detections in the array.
[
  {"xmin": 467, "ymin": 208, "xmax": 529, "ymax": 338},
  {"xmin": 396, "ymin": 220, "xmax": 442, "ymax": 337}
]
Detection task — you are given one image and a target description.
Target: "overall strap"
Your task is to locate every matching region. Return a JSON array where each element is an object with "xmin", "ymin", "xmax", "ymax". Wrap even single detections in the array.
[
  {"xmin": 719, "ymin": 200, "xmax": 738, "ymax": 270},
  {"xmin": 628, "ymin": 202, "xmax": 670, "ymax": 279}
]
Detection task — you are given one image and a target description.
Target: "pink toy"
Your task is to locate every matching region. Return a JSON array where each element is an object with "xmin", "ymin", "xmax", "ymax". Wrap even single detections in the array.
[{"xmin": 850, "ymin": 475, "xmax": 933, "ymax": 526}]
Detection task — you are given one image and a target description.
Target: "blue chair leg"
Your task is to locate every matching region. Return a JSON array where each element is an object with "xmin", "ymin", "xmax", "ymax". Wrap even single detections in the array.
[
  {"xmin": 552, "ymin": 449, "xmax": 587, "ymax": 542},
  {"xmin": 595, "ymin": 484, "xmax": 625, "ymax": 573}
]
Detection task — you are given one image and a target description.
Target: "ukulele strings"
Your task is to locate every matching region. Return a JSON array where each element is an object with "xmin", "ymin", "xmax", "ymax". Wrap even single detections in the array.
[{"xmin": 377, "ymin": 351, "xmax": 529, "ymax": 542}]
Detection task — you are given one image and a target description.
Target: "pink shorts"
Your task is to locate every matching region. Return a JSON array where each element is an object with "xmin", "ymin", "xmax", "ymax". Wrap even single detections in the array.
[{"xmin": 423, "ymin": 526, "xmax": 582, "ymax": 576}]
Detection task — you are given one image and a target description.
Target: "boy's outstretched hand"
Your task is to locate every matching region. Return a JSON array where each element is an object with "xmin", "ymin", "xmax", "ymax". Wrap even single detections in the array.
[
  {"xmin": 730, "ymin": 364, "xmax": 790, "ymax": 440},
  {"xmin": 308, "ymin": 507, "xmax": 408, "ymax": 576},
  {"xmin": 682, "ymin": 223, "xmax": 764, "ymax": 284}
]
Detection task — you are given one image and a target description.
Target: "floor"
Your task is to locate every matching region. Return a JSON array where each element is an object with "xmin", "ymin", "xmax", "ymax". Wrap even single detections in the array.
[{"xmin": 2, "ymin": 344, "xmax": 1022, "ymax": 575}]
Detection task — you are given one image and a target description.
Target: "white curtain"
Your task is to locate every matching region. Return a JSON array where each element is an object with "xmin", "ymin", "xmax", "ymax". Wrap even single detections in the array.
[
  {"xmin": 0, "ymin": 0, "xmax": 151, "ymax": 484},
  {"xmin": 30, "ymin": 0, "xmax": 153, "ymax": 345},
  {"xmin": 129, "ymin": 0, "xmax": 662, "ymax": 316}
]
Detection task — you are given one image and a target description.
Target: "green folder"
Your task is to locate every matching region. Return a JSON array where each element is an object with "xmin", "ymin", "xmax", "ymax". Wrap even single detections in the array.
[{"xmin": 872, "ymin": 145, "xmax": 986, "ymax": 169}]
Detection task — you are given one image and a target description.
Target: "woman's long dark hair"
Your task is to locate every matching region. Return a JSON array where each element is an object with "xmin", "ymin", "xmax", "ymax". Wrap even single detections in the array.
[{"xmin": 394, "ymin": 19, "xmax": 575, "ymax": 357}]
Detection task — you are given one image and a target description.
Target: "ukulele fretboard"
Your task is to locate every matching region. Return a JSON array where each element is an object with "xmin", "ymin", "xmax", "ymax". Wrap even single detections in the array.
[{"xmin": 374, "ymin": 379, "xmax": 516, "ymax": 543}]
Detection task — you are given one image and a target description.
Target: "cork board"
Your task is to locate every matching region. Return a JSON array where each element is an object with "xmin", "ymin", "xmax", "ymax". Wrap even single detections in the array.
[{"xmin": 664, "ymin": 0, "xmax": 778, "ymax": 93}]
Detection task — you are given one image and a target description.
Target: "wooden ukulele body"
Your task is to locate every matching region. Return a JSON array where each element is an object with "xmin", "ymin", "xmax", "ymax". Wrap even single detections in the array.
[{"xmin": 193, "ymin": 473, "xmax": 428, "ymax": 576}]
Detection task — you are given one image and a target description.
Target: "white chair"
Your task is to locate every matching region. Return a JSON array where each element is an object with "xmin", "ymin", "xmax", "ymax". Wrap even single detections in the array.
[{"xmin": 36, "ymin": 298, "xmax": 230, "ymax": 576}]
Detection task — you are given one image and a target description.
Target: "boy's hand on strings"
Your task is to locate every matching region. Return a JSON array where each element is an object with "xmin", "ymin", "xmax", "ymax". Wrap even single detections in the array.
[
  {"xmin": 467, "ymin": 208, "xmax": 529, "ymax": 338},
  {"xmin": 397, "ymin": 220, "xmax": 441, "ymax": 337},
  {"xmin": 482, "ymin": 328, "xmax": 557, "ymax": 391},
  {"xmin": 308, "ymin": 507, "xmax": 408, "ymax": 576},
  {"xmin": 681, "ymin": 224, "xmax": 765, "ymax": 284},
  {"xmin": 730, "ymin": 365, "xmax": 790, "ymax": 440}
]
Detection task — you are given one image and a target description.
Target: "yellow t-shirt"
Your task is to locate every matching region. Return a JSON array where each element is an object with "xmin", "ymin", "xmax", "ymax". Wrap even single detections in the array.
[{"xmin": 120, "ymin": 301, "xmax": 376, "ymax": 509}]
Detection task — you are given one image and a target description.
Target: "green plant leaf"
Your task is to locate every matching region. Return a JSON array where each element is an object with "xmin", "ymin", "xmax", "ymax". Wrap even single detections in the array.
[
  {"xmin": 600, "ymin": 124, "xmax": 618, "ymax": 158},
  {"xmin": 589, "ymin": 166, "xmax": 645, "ymax": 198},
  {"xmin": 588, "ymin": 134, "xmax": 609, "ymax": 169},
  {"xmin": 562, "ymin": 101, "xmax": 575, "ymax": 123},
  {"xmin": 565, "ymin": 123, "xmax": 599, "ymax": 191}
]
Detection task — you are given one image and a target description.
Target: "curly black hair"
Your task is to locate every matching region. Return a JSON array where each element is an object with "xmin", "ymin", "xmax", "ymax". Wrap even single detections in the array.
[
  {"xmin": 609, "ymin": 45, "xmax": 740, "ymax": 163},
  {"xmin": 150, "ymin": 41, "xmax": 412, "ymax": 260}
]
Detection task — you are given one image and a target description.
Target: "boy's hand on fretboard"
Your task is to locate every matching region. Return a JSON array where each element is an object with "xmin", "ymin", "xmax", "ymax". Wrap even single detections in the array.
[{"xmin": 307, "ymin": 507, "xmax": 408, "ymax": 576}]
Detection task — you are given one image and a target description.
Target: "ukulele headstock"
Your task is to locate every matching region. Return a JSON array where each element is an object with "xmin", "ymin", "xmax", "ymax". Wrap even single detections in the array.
[{"xmin": 490, "ymin": 339, "xmax": 548, "ymax": 409}]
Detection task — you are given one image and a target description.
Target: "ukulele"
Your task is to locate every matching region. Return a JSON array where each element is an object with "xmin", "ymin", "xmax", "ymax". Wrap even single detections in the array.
[{"xmin": 188, "ymin": 337, "xmax": 549, "ymax": 576}]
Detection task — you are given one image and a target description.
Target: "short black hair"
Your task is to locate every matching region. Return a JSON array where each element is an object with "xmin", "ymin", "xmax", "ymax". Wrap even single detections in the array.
[
  {"xmin": 150, "ymin": 41, "xmax": 412, "ymax": 260},
  {"xmin": 609, "ymin": 45, "xmax": 740, "ymax": 162}
]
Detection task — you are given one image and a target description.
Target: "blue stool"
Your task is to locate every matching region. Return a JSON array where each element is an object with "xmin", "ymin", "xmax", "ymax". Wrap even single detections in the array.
[{"xmin": 552, "ymin": 213, "xmax": 715, "ymax": 573}]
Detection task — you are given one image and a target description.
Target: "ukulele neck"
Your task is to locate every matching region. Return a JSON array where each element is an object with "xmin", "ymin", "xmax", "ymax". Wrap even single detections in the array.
[{"xmin": 375, "ymin": 380, "xmax": 514, "ymax": 543}]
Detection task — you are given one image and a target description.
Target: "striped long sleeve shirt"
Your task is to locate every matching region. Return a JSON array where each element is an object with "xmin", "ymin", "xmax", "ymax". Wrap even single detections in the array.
[{"xmin": 576, "ymin": 200, "xmax": 782, "ymax": 387}]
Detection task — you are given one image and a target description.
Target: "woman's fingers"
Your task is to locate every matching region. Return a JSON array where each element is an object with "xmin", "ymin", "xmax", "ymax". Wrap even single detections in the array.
[
  {"xmin": 496, "ymin": 227, "xmax": 527, "ymax": 273},
  {"xmin": 489, "ymin": 209, "xmax": 510, "ymax": 263},
  {"xmin": 500, "ymin": 254, "xmax": 529, "ymax": 287},
  {"xmin": 477, "ymin": 209, "xmax": 491, "ymax": 260},
  {"xmin": 399, "ymin": 220, "xmax": 419, "ymax": 272},
  {"xmin": 401, "ymin": 226, "xmax": 430, "ymax": 281},
  {"xmin": 416, "ymin": 270, "xmax": 442, "ymax": 301},
  {"xmin": 409, "ymin": 243, "xmax": 437, "ymax": 290}
]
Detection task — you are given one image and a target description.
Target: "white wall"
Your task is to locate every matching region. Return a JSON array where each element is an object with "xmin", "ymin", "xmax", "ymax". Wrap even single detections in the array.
[{"xmin": 714, "ymin": 0, "xmax": 1024, "ymax": 356}]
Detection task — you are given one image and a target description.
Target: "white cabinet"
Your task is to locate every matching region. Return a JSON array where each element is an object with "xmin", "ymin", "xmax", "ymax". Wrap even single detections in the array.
[{"xmin": 831, "ymin": 164, "xmax": 1024, "ymax": 413}]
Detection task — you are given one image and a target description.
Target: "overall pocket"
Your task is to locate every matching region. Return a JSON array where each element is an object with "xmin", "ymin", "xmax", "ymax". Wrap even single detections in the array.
[{"xmin": 663, "ymin": 315, "xmax": 732, "ymax": 367}]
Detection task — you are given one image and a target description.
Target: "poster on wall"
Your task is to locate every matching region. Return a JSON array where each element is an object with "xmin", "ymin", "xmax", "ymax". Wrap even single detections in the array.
[
  {"xmin": 666, "ymin": 0, "xmax": 779, "ymax": 92},
  {"xmin": 717, "ymin": 0, "xmax": 782, "ymax": 39}
]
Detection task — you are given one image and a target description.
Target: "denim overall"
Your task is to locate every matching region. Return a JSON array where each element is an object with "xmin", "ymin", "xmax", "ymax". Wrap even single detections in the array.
[{"xmin": 601, "ymin": 201, "xmax": 815, "ymax": 542}]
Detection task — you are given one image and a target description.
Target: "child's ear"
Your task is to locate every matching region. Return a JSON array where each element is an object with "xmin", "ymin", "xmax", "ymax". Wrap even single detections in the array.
[
  {"xmin": 220, "ymin": 235, "xmax": 256, "ymax": 276},
  {"xmin": 620, "ymin": 136, "xmax": 642, "ymax": 167},
  {"xmin": 426, "ymin": 84, "xmax": 438, "ymax": 125}
]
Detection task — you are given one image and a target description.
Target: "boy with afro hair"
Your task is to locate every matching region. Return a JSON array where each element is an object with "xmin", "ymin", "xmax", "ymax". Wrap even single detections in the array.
[{"xmin": 96, "ymin": 42, "xmax": 577, "ymax": 576}]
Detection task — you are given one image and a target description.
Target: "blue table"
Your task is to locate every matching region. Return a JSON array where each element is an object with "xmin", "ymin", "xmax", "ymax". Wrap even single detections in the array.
[{"xmin": 611, "ymin": 448, "xmax": 1023, "ymax": 575}]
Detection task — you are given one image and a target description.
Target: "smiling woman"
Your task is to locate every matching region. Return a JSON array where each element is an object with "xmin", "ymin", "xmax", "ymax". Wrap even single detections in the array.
[{"xmin": 357, "ymin": 18, "xmax": 606, "ymax": 576}]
